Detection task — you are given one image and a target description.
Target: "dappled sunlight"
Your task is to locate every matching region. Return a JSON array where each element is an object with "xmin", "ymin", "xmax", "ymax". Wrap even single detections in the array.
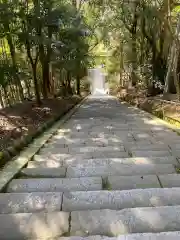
[
  {"xmin": 0, "ymin": 210, "xmax": 69, "ymax": 239},
  {"xmin": 0, "ymin": 192, "xmax": 62, "ymax": 214},
  {"xmin": 143, "ymin": 118, "xmax": 165, "ymax": 126},
  {"xmin": 132, "ymin": 207, "xmax": 164, "ymax": 230},
  {"xmin": 108, "ymin": 157, "xmax": 160, "ymax": 165},
  {"xmin": 56, "ymin": 129, "xmax": 72, "ymax": 134},
  {"xmin": 28, "ymin": 160, "xmax": 62, "ymax": 168},
  {"xmin": 34, "ymin": 152, "xmax": 71, "ymax": 162},
  {"xmin": 2, "ymin": 96, "xmax": 180, "ymax": 238},
  {"xmin": 32, "ymin": 93, "xmax": 180, "ymax": 163}
]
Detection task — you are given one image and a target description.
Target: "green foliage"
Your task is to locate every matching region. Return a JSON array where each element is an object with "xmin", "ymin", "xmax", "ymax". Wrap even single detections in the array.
[
  {"xmin": 87, "ymin": 0, "xmax": 180, "ymax": 95},
  {"xmin": 0, "ymin": 0, "xmax": 91, "ymax": 106}
]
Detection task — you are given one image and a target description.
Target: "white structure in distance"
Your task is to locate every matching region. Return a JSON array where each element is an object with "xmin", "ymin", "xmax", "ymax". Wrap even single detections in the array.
[{"xmin": 88, "ymin": 66, "xmax": 109, "ymax": 95}]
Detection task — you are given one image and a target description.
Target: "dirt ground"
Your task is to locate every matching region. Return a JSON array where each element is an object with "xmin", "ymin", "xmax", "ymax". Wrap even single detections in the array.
[
  {"xmin": 0, "ymin": 96, "xmax": 81, "ymax": 151},
  {"xmin": 117, "ymin": 87, "xmax": 180, "ymax": 121}
]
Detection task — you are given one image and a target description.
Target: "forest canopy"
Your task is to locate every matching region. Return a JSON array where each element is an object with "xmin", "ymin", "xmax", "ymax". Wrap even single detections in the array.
[{"xmin": 0, "ymin": 0, "xmax": 180, "ymax": 106}]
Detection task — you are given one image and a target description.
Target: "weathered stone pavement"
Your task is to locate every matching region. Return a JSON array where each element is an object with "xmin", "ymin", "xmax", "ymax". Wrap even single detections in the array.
[{"xmin": 2, "ymin": 94, "xmax": 180, "ymax": 239}]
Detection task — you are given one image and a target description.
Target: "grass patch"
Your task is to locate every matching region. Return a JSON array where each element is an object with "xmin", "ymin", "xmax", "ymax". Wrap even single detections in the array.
[
  {"xmin": 102, "ymin": 177, "xmax": 112, "ymax": 190},
  {"xmin": 176, "ymin": 167, "xmax": 180, "ymax": 173}
]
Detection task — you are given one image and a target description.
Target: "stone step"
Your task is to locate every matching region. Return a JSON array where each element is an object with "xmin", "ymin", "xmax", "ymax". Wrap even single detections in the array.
[
  {"xmin": 23, "ymin": 161, "xmax": 176, "ymax": 178},
  {"xmin": 107, "ymin": 175, "xmax": 160, "ymax": 190},
  {"xmin": 70, "ymin": 206, "xmax": 180, "ymax": 236},
  {"xmin": 39, "ymin": 149, "xmax": 129, "ymax": 159},
  {"xmin": 27, "ymin": 160, "xmax": 63, "ymax": 168},
  {"xmin": 62, "ymin": 188, "xmax": 180, "ymax": 211},
  {"xmin": 35, "ymin": 151, "xmax": 130, "ymax": 161},
  {"xmin": 65, "ymin": 156, "xmax": 178, "ymax": 167},
  {"xmin": 33, "ymin": 154, "xmax": 64, "ymax": 163},
  {"xmin": 131, "ymin": 150, "xmax": 172, "ymax": 157},
  {"xmin": 28, "ymin": 157, "xmax": 178, "ymax": 169},
  {"xmin": 50, "ymin": 136, "xmax": 133, "ymax": 146},
  {"xmin": 3, "ymin": 188, "xmax": 180, "ymax": 214},
  {"xmin": 69, "ymin": 146, "xmax": 126, "ymax": 153},
  {"xmin": 125, "ymin": 140, "xmax": 153, "ymax": 146},
  {"xmin": 7, "ymin": 177, "xmax": 102, "ymax": 193},
  {"xmin": 50, "ymin": 137, "xmax": 87, "ymax": 145},
  {"xmin": 0, "ymin": 212, "xmax": 69, "ymax": 239},
  {"xmin": 20, "ymin": 167, "xmax": 66, "ymax": 178},
  {"xmin": 126, "ymin": 145, "xmax": 170, "ymax": 151},
  {"xmin": 39, "ymin": 147, "xmax": 69, "ymax": 154},
  {"xmin": 0, "ymin": 192, "xmax": 62, "ymax": 214},
  {"xmin": 34, "ymin": 153, "xmax": 74, "ymax": 162},
  {"xmin": 171, "ymin": 150, "xmax": 180, "ymax": 158},
  {"xmin": 159, "ymin": 174, "xmax": 180, "ymax": 188},
  {"xmin": 169, "ymin": 143, "xmax": 180, "ymax": 150},
  {"xmin": 46, "ymin": 141, "xmax": 106, "ymax": 147},
  {"xmin": 58, "ymin": 232, "xmax": 180, "ymax": 240},
  {"xmin": 66, "ymin": 163, "xmax": 176, "ymax": 178},
  {"xmin": 48, "ymin": 138, "xmax": 128, "ymax": 148},
  {"xmin": 40, "ymin": 146, "xmax": 126, "ymax": 154}
]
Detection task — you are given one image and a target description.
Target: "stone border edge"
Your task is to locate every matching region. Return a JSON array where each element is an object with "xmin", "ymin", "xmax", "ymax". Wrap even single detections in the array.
[{"xmin": 0, "ymin": 95, "xmax": 88, "ymax": 192}]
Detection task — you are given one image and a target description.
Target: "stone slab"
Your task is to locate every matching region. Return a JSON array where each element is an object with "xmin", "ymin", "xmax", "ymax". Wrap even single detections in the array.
[
  {"xmin": 90, "ymin": 151, "xmax": 129, "ymax": 159},
  {"xmin": 39, "ymin": 147, "xmax": 69, "ymax": 154},
  {"xmin": 70, "ymin": 151, "xmax": 129, "ymax": 159},
  {"xmin": 152, "ymin": 131, "xmax": 179, "ymax": 138},
  {"xmin": 58, "ymin": 232, "xmax": 180, "ymax": 240},
  {"xmin": 159, "ymin": 174, "xmax": 180, "ymax": 188},
  {"xmin": 68, "ymin": 146, "xmax": 126, "ymax": 154},
  {"xmin": 171, "ymin": 150, "xmax": 180, "ymax": 158},
  {"xmin": 62, "ymin": 188, "xmax": 180, "ymax": 211},
  {"xmin": 131, "ymin": 150, "xmax": 172, "ymax": 157},
  {"xmin": 0, "ymin": 211, "xmax": 69, "ymax": 239},
  {"xmin": 49, "ymin": 137, "xmax": 87, "ymax": 146},
  {"xmin": 126, "ymin": 145, "xmax": 170, "ymax": 151},
  {"xmin": 124, "ymin": 140, "xmax": 154, "ymax": 147},
  {"xmin": 28, "ymin": 160, "xmax": 63, "ymax": 168},
  {"xmin": 40, "ymin": 146, "xmax": 126, "ymax": 155},
  {"xmin": 66, "ymin": 163, "xmax": 175, "ymax": 177},
  {"xmin": 47, "ymin": 141, "xmax": 106, "ymax": 148},
  {"xmin": 33, "ymin": 154, "xmax": 64, "ymax": 163},
  {"xmin": 0, "ymin": 192, "xmax": 62, "ymax": 214},
  {"xmin": 35, "ymin": 152, "xmax": 83, "ymax": 161},
  {"xmin": 131, "ymin": 133, "xmax": 153, "ymax": 141},
  {"xmin": 34, "ymin": 154, "xmax": 91, "ymax": 165},
  {"xmin": 7, "ymin": 177, "xmax": 102, "ymax": 193},
  {"xmin": 21, "ymin": 167, "xmax": 66, "ymax": 178},
  {"xmin": 108, "ymin": 175, "xmax": 160, "ymax": 190},
  {"xmin": 169, "ymin": 143, "xmax": 180, "ymax": 150},
  {"xmin": 63, "ymin": 157, "xmax": 178, "ymax": 167},
  {"xmin": 70, "ymin": 206, "xmax": 180, "ymax": 236}
]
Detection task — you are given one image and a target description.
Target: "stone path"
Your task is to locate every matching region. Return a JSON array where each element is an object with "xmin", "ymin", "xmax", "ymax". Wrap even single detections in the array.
[{"xmin": 1, "ymin": 94, "xmax": 180, "ymax": 239}]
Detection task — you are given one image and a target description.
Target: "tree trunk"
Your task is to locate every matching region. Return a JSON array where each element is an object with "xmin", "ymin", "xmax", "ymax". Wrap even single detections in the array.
[
  {"xmin": 42, "ymin": 61, "xmax": 50, "ymax": 98},
  {"xmin": 164, "ymin": 43, "xmax": 177, "ymax": 93},
  {"xmin": 119, "ymin": 42, "xmax": 124, "ymax": 86},
  {"xmin": 67, "ymin": 71, "xmax": 73, "ymax": 95},
  {"xmin": 32, "ymin": 65, "xmax": 41, "ymax": 105},
  {"xmin": 24, "ymin": 78, "xmax": 32, "ymax": 99},
  {"xmin": 131, "ymin": 33, "xmax": 137, "ymax": 86},
  {"xmin": 6, "ymin": 33, "xmax": 24, "ymax": 101},
  {"xmin": 9, "ymin": 84, "xmax": 16, "ymax": 103},
  {"xmin": 3, "ymin": 86, "xmax": 11, "ymax": 106},
  {"xmin": 173, "ymin": 50, "xmax": 180, "ymax": 100},
  {"xmin": 164, "ymin": 15, "xmax": 180, "ymax": 95},
  {"xmin": 0, "ymin": 89, "xmax": 5, "ymax": 108},
  {"xmin": 41, "ymin": 27, "xmax": 53, "ymax": 98},
  {"xmin": 76, "ymin": 75, "xmax": 81, "ymax": 95}
]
